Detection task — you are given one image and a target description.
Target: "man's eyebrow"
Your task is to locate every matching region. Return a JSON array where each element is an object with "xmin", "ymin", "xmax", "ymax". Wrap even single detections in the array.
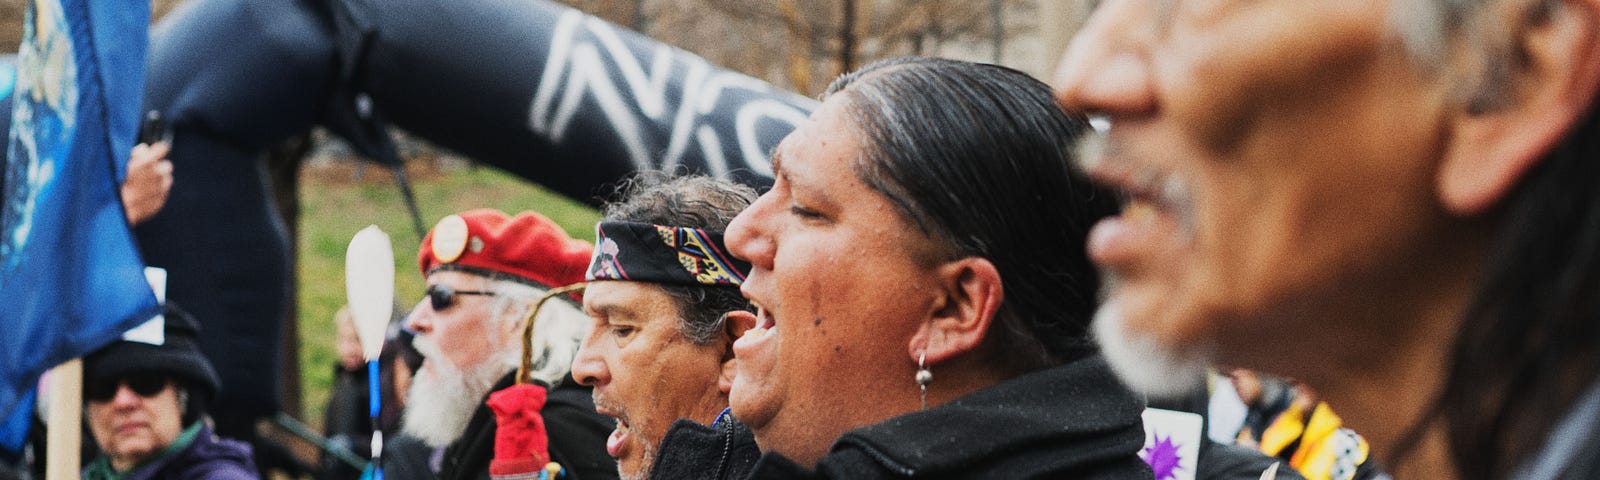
[{"xmin": 586, "ymin": 302, "xmax": 623, "ymax": 321}]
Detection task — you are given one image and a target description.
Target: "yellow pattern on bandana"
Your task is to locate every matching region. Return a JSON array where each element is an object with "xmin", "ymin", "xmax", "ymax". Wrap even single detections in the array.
[{"xmin": 656, "ymin": 225, "xmax": 741, "ymax": 285}]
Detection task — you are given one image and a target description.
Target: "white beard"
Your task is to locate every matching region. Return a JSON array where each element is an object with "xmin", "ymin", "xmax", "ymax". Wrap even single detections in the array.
[
  {"xmin": 1092, "ymin": 300, "xmax": 1211, "ymax": 399},
  {"xmin": 402, "ymin": 333, "xmax": 509, "ymax": 447}
]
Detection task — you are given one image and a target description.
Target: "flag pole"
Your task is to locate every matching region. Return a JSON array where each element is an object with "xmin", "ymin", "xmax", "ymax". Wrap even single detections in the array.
[{"xmin": 45, "ymin": 359, "xmax": 83, "ymax": 480}]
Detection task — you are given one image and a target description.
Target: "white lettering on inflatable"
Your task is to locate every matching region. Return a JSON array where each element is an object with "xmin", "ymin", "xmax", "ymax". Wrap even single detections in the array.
[{"xmin": 527, "ymin": 9, "xmax": 813, "ymax": 178}]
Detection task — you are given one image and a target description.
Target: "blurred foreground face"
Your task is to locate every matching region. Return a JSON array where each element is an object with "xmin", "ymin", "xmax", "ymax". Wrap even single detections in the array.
[
  {"xmin": 574, "ymin": 281, "xmax": 730, "ymax": 480},
  {"xmin": 1054, "ymin": 0, "xmax": 1469, "ymax": 392},
  {"xmin": 724, "ymin": 97, "xmax": 950, "ymax": 462},
  {"xmin": 87, "ymin": 377, "xmax": 184, "ymax": 471}
]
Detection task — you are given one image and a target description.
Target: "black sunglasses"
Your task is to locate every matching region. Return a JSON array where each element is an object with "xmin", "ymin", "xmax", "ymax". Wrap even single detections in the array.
[
  {"xmin": 427, "ymin": 284, "xmax": 496, "ymax": 311},
  {"xmin": 86, "ymin": 373, "xmax": 171, "ymax": 402}
]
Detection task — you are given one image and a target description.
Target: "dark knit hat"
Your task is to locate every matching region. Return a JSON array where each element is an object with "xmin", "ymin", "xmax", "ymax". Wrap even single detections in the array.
[{"xmin": 83, "ymin": 302, "xmax": 221, "ymax": 397}]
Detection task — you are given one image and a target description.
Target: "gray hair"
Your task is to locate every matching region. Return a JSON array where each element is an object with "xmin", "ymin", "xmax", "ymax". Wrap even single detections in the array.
[
  {"xmin": 600, "ymin": 172, "xmax": 757, "ymax": 346},
  {"xmin": 1391, "ymin": 0, "xmax": 1560, "ymax": 112},
  {"xmin": 481, "ymin": 276, "xmax": 590, "ymax": 387},
  {"xmin": 1390, "ymin": 0, "xmax": 1477, "ymax": 66}
]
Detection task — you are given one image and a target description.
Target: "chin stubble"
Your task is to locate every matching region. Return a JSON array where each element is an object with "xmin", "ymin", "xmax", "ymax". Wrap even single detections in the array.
[
  {"xmin": 596, "ymin": 398, "xmax": 659, "ymax": 480},
  {"xmin": 617, "ymin": 442, "xmax": 658, "ymax": 480}
]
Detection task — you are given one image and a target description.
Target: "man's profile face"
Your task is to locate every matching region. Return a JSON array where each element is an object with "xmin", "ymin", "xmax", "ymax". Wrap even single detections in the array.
[
  {"xmin": 574, "ymin": 281, "xmax": 731, "ymax": 480},
  {"xmin": 401, "ymin": 269, "xmax": 516, "ymax": 446},
  {"xmin": 86, "ymin": 375, "xmax": 184, "ymax": 470},
  {"xmin": 1053, "ymin": 0, "xmax": 1465, "ymax": 391},
  {"xmin": 724, "ymin": 97, "xmax": 953, "ymax": 463}
]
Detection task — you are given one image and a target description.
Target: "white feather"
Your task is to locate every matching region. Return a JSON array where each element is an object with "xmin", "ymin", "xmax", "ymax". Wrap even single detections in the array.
[{"xmin": 345, "ymin": 225, "xmax": 395, "ymax": 360}]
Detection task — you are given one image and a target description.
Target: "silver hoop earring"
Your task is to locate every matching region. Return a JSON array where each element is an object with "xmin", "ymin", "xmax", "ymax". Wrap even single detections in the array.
[{"xmin": 916, "ymin": 351, "xmax": 933, "ymax": 410}]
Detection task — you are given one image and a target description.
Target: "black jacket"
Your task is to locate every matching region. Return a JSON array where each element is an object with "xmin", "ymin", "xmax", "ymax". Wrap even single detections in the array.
[
  {"xmin": 650, "ymin": 409, "xmax": 761, "ymax": 480},
  {"xmin": 83, "ymin": 424, "xmax": 257, "ymax": 480},
  {"xmin": 744, "ymin": 354, "xmax": 1152, "ymax": 479},
  {"xmin": 438, "ymin": 373, "xmax": 620, "ymax": 480},
  {"xmin": 1199, "ymin": 440, "xmax": 1304, "ymax": 480}
]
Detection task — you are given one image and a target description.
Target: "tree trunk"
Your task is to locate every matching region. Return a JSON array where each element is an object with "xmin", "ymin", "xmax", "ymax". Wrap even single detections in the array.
[
  {"xmin": 991, "ymin": 0, "xmax": 1004, "ymax": 63},
  {"xmin": 633, "ymin": 0, "xmax": 647, "ymax": 32},
  {"xmin": 266, "ymin": 134, "xmax": 312, "ymax": 421},
  {"xmin": 779, "ymin": 0, "xmax": 814, "ymax": 94},
  {"xmin": 839, "ymin": 0, "xmax": 856, "ymax": 75}
]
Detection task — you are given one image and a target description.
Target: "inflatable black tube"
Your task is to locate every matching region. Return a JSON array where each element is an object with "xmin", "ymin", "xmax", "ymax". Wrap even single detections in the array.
[{"xmin": 357, "ymin": 0, "xmax": 814, "ymax": 196}]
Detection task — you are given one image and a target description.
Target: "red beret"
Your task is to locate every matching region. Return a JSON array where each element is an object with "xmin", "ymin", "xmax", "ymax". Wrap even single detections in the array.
[{"xmin": 418, "ymin": 209, "xmax": 593, "ymax": 289}]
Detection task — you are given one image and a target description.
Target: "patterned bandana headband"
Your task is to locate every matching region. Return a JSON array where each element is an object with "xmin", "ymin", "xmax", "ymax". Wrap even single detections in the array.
[{"xmin": 586, "ymin": 221, "xmax": 750, "ymax": 287}]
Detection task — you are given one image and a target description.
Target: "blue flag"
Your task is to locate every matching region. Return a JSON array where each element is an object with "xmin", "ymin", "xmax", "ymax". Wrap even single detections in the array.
[{"xmin": 0, "ymin": 0, "xmax": 157, "ymax": 437}]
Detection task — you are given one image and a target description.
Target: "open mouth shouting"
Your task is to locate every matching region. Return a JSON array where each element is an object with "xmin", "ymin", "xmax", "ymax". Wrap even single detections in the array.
[
  {"xmin": 744, "ymin": 304, "xmax": 775, "ymax": 338},
  {"xmin": 1082, "ymin": 154, "xmax": 1197, "ymax": 274},
  {"xmin": 594, "ymin": 403, "xmax": 633, "ymax": 459}
]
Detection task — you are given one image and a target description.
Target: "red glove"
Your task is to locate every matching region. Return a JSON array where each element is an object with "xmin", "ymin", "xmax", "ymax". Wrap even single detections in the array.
[{"xmin": 487, "ymin": 383, "xmax": 551, "ymax": 479}]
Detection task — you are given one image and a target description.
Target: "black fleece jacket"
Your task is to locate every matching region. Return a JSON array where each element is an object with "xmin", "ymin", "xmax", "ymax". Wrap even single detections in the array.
[
  {"xmin": 650, "ymin": 409, "xmax": 761, "ymax": 480},
  {"xmin": 438, "ymin": 373, "xmax": 619, "ymax": 480},
  {"xmin": 655, "ymin": 354, "xmax": 1153, "ymax": 479}
]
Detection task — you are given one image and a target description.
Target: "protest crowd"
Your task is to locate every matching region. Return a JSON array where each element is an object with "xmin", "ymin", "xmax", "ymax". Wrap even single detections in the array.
[{"xmin": 3, "ymin": 0, "xmax": 1599, "ymax": 479}]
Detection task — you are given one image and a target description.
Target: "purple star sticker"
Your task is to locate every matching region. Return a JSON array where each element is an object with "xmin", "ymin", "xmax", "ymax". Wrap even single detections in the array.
[{"xmin": 1141, "ymin": 433, "xmax": 1185, "ymax": 480}]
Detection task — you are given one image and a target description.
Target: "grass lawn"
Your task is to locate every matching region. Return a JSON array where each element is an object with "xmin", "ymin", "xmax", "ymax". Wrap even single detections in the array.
[{"xmin": 294, "ymin": 158, "xmax": 600, "ymax": 424}]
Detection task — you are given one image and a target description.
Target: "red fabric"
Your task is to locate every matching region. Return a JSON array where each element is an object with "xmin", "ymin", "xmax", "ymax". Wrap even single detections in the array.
[
  {"xmin": 418, "ymin": 209, "xmax": 592, "ymax": 291},
  {"xmin": 487, "ymin": 384, "xmax": 552, "ymax": 477}
]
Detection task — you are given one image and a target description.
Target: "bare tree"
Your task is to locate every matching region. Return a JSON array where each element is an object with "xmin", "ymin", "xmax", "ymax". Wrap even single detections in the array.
[
  {"xmin": 668, "ymin": 0, "xmax": 1036, "ymax": 95},
  {"xmin": 559, "ymin": 0, "xmax": 648, "ymax": 31}
]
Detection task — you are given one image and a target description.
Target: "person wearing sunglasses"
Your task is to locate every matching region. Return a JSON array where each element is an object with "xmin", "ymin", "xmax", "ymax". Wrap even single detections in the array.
[
  {"xmin": 402, "ymin": 209, "xmax": 617, "ymax": 480},
  {"xmin": 81, "ymin": 302, "xmax": 258, "ymax": 480}
]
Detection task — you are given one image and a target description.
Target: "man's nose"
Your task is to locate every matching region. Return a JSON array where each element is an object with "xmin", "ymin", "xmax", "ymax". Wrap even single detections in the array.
[
  {"xmin": 1052, "ymin": 0, "xmax": 1158, "ymax": 118},
  {"xmin": 725, "ymin": 192, "xmax": 775, "ymax": 271},
  {"xmin": 404, "ymin": 301, "xmax": 432, "ymax": 333},
  {"xmin": 570, "ymin": 332, "xmax": 609, "ymax": 387}
]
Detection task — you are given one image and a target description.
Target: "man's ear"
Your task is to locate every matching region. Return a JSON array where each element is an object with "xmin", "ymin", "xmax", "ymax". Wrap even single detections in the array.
[
  {"xmin": 908, "ymin": 257, "xmax": 1004, "ymax": 366},
  {"xmin": 1440, "ymin": 0, "xmax": 1600, "ymax": 215},
  {"xmin": 719, "ymin": 310, "xmax": 758, "ymax": 394}
]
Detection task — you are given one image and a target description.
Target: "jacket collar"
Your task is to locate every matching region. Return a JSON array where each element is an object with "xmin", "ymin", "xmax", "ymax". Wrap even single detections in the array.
[{"xmin": 829, "ymin": 354, "xmax": 1146, "ymax": 474}]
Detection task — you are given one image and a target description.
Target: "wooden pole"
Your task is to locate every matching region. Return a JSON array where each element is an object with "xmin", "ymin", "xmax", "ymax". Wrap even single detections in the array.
[{"xmin": 45, "ymin": 359, "xmax": 83, "ymax": 480}]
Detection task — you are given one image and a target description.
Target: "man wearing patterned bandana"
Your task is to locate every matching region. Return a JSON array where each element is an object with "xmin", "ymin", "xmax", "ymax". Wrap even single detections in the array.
[
  {"xmin": 402, "ymin": 209, "xmax": 617, "ymax": 480},
  {"xmin": 570, "ymin": 175, "xmax": 760, "ymax": 480}
]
